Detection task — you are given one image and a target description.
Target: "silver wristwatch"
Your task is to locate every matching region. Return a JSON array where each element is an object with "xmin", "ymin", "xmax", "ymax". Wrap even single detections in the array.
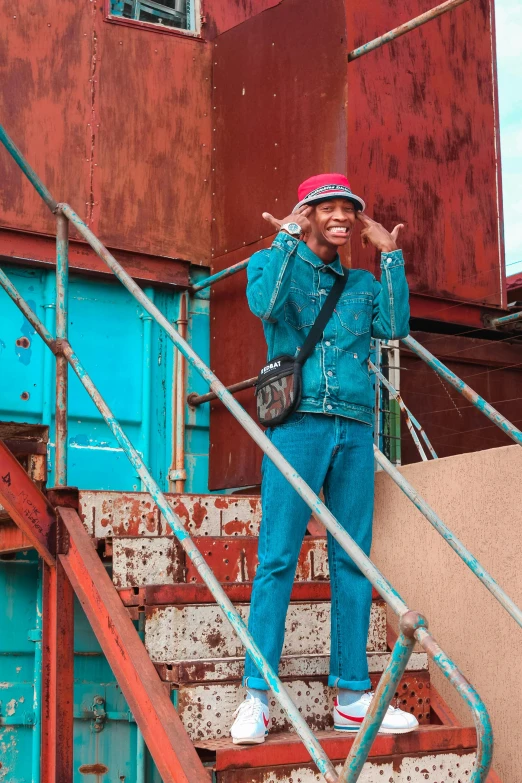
[{"xmin": 280, "ymin": 222, "xmax": 302, "ymax": 237}]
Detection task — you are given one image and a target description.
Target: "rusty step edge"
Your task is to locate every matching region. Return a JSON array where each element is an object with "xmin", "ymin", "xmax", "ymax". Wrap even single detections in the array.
[
  {"xmin": 196, "ymin": 724, "xmax": 477, "ymax": 771},
  {"xmin": 119, "ymin": 582, "xmax": 381, "ymax": 606}
]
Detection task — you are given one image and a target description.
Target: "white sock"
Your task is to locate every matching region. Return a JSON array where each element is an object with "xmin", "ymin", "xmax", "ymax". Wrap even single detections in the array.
[
  {"xmin": 338, "ymin": 688, "xmax": 365, "ymax": 707},
  {"xmin": 247, "ymin": 687, "xmax": 269, "ymax": 707}
]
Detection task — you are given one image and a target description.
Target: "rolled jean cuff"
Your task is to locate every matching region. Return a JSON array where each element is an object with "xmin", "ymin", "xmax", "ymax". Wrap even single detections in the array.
[
  {"xmin": 242, "ymin": 675, "xmax": 270, "ymax": 691},
  {"xmin": 328, "ymin": 675, "xmax": 371, "ymax": 690}
]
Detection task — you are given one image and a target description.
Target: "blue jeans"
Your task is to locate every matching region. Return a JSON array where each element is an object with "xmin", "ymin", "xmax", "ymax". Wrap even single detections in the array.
[{"xmin": 243, "ymin": 412, "xmax": 374, "ymax": 691}]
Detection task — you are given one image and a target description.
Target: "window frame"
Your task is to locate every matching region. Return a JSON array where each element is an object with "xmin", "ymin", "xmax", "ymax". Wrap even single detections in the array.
[{"xmin": 103, "ymin": 0, "xmax": 203, "ymax": 40}]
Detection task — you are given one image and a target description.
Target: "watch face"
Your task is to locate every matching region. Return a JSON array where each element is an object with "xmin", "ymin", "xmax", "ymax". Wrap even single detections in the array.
[{"xmin": 287, "ymin": 222, "xmax": 301, "ymax": 235}]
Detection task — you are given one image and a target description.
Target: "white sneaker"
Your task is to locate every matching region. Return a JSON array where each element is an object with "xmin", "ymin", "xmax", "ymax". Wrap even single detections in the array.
[
  {"xmin": 333, "ymin": 692, "xmax": 419, "ymax": 734},
  {"xmin": 230, "ymin": 695, "xmax": 270, "ymax": 745}
]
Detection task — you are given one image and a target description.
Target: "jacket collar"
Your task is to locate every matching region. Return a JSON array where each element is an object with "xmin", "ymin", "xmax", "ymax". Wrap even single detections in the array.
[{"xmin": 297, "ymin": 240, "xmax": 345, "ymax": 276}]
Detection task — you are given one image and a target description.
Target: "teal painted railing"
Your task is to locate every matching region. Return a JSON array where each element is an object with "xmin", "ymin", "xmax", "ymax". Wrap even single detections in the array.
[{"xmin": 0, "ymin": 124, "xmax": 498, "ymax": 783}]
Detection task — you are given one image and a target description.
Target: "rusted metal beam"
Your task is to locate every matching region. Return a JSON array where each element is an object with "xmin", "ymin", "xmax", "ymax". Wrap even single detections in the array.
[
  {"xmin": 0, "ymin": 440, "xmax": 55, "ymax": 566},
  {"xmin": 188, "ymin": 375, "xmax": 257, "ymax": 407},
  {"xmin": 347, "ymin": 0, "xmax": 470, "ymax": 61},
  {"xmin": 40, "ymin": 560, "xmax": 75, "ymax": 783},
  {"xmin": 57, "ymin": 507, "xmax": 209, "ymax": 783}
]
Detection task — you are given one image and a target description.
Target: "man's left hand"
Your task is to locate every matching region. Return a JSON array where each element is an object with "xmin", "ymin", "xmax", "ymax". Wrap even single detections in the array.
[{"xmin": 357, "ymin": 212, "xmax": 404, "ymax": 253}]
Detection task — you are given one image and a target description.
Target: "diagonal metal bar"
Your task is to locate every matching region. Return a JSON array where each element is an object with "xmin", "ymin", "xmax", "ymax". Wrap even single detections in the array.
[
  {"xmin": 0, "ymin": 440, "xmax": 56, "ymax": 566},
  {"xmin": 190, "ymin": 257, "xmax": 250, "ymax": 293},
  {"xmin": 0, "ymin": 125, "xmax": 57, "ymax": 211},
  {"xmin": 348, "ymin": 0, "xmax": 470, "ymax": 61},
  {"xmin": 374, "ymin": 446, "xmax": 522, "ymax": 630},
  {"xmin": 339, "ymin": 623, "xmax": 417, "ymax": 782},
  {"xmin": 369, "ymin": 360, "xmax": 429, "ymax": 460},
  {"xmin": 57, "ymin": 507, "xmax": 210, "ymax": 783},
  {"xmin": 402, "ymin": 334, "xmax": 522, "ymax": 445}
]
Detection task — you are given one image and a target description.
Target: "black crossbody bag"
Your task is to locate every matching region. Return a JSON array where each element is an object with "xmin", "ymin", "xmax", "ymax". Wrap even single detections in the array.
[{"xmin": 255, "ymin": 271, "xmax": 348, "ymax": 427}]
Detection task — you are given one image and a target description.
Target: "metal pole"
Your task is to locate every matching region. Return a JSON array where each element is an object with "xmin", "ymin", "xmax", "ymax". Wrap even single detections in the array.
[
  {"xmin": 374, "ymin": 446, "xmax": 522, "ymax": 630},
  {"xmin": 339, "ymin": 612, "xmax": 423, "ymax": 783},
  {"xmin": 348, "ymin": 0, "xmax": 470, "ymax": 61},
  {"xmin": 55, "ymin": 214, "xmax": 69, "ymax": 486},
  {"xmin": 172, "ymin": 292, "xmax": 188, "ymax": 493},
  {"xmin": 369, "ymin": 360, "xmax": 430, "ymax": 461},
  {"xmin": 416, "ymin": 627, "xmax": 493, "ymax": 782},
  {"xmin": 489, "ymin": 310, "xmax": 522, "ymax": 329},
  {"xmin": 187, "ymin": 375, "xmax": 257, "ymax": 407},
  {"xmin": 190, "ymin": 258, "xmax": 250, "ymax": 293},
  {"xmin": 31, "ymin": 559, "xmax": 44, "ymax": 783},
  {"xmin": 402, "ymin": 334, "xmax": 522, "ymax": 446},
  {"xmin": 140, "ymin": 289, "xmax": 154, "ymax": 490},
  {"xmin": 0, "ymin": 126, "xmax": 58, "ymax": 211}
]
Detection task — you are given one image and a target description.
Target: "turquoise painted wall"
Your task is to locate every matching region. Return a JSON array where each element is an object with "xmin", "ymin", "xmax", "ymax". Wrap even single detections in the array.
[
  {"xmin": 0, "ymin": 263, "xmax": 213, "ymax": 780},
  {"xmin": 0, "ymin": 264, "xmax": 211, "ymax": 493}
]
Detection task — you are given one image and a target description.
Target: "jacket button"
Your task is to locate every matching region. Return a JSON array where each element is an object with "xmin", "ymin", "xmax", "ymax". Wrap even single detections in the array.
[
  {"xmin": 325, "ymin": 341, "xmax": 331, "ymax": 346},
  {"xmin": 327, "ymin": 404, "xmax": 333, "ymax": 410},
  {"xmin": 327, "ymin": 371, "xmax": 333, "ymax": 377}
]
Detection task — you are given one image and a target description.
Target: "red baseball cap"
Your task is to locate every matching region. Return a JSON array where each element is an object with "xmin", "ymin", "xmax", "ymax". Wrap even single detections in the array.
[{"xmin": 293, "ymin": 173, "xmax": 365, "ymax": 212}]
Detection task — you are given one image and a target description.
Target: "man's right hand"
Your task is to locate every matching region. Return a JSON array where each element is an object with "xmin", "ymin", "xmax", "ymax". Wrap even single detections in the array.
[{"xmin": 262, "ymin": 205, "xmax": 312, "ymax": 240}]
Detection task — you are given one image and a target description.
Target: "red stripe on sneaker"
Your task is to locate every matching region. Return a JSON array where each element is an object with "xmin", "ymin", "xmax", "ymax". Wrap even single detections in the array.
[
  {"xmin": 335, "ymin": 707, "xmax": 364, "ymax": 723},
  {"xmin": 263, "ymin": 714, "xmax": 269, "ymax": 728}
]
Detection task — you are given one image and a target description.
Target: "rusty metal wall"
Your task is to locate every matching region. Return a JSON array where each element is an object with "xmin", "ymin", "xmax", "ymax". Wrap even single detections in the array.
[
  {"xmin": 0, "ymin": 0, "xmax": 212, "ymax": 267},
  {"xmin": 202, "ymin": 0, "xmax": 282, "ymax": 39},
  {"xmin": 400, "ymin": 331, "xmax": 522, "ymax": 464},
  {"xmin": 345, "ymin": 0, "xmax": 504, "ymax": 309}
]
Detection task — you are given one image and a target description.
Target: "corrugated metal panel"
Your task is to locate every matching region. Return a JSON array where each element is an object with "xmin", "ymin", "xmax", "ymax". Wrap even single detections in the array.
[{"xmin": 0, "ymin": 265, "xmax": 210, "ymax": 492}]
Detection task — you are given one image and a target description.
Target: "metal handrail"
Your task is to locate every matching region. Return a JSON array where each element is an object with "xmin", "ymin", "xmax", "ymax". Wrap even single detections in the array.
[{"xmin": 0, "ymin": 125, "xmax": 493, "ymax": 781}]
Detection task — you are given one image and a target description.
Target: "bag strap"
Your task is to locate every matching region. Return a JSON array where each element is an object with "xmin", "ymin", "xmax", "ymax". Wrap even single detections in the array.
[{"xmin": 296, "ymin": 269, "xmax": 348, "ymax": 366}]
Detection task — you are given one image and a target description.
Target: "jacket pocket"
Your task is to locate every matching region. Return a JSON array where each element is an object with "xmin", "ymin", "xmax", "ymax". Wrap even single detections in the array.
[
  {"xmin": 336, "ymin": 349, "xmax": 373, "ymax": 409},
  {"xmin": 284, "ymin": 288, "xmax": 317, "ymax": 330},
  {"xmin": 336, "ymin": 294, "xmax": 372, "ymax": 336}
]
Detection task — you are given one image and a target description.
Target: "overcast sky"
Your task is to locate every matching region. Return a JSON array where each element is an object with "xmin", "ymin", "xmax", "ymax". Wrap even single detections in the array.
[{"xmin": 496, "ymin": 0, "xmax": 522, "ymax": 275}]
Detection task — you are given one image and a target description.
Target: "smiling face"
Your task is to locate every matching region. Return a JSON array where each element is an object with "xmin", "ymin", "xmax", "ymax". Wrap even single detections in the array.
[{"xmin": 308, "ymin": 198, "xmax": 357, "ymax": 256}]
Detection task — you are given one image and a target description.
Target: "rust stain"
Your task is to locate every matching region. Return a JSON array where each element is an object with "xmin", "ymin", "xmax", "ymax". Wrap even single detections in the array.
[{"xmin": 79, "ymin": 763, "xmax": 109, "ymax": 774}]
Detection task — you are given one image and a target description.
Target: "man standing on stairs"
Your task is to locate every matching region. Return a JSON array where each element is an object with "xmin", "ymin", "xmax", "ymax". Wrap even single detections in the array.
[{"xmin": 230, "ymin": 174, "xmax": 417, "ymax": 745}]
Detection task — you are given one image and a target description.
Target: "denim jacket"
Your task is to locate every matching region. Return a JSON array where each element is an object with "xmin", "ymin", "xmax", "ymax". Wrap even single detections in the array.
[{"xmin": 247, "ymin": 231, "xmax": 410, "ymax": 425}]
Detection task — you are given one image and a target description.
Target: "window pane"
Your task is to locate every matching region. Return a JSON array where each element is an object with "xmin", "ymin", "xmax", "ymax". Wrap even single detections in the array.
[{"xmin": 110, "ymin": 0, "xmax": 191, "ymax": 31}]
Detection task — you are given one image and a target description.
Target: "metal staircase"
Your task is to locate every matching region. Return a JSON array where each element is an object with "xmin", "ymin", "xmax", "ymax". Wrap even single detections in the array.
[{"xmin": 1, "ymin": 123, "xmax": 521, "ymax": 781}]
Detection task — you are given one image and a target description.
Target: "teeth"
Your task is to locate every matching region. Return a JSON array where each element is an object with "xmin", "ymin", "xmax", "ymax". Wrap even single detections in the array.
[{"xmin": 329, "ymin": 227, "xmax": 347, "ymax": 234}]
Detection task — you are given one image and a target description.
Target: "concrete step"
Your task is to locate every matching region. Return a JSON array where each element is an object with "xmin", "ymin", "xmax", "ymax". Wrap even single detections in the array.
[
  {"xmin": 195, "ymin": 725, "xmax": 477, "ymax": 782},
  {"xmin": 112, "ymin": 535, "xmax": 329, "ymax": 589},
  {"xmin": 145, "ymin": 600, "xmax": 387, "ymax": 662},
  {"xmin": 174, "ymin": 670, "xmax": 432, "ymax": 741},
  {"xmin": 156, "ymin": 650, "xmax": 428, "ymax": 684},
  {"xmin": 79, "ymin": 490, "xmax": 261, "ymax": 538}
]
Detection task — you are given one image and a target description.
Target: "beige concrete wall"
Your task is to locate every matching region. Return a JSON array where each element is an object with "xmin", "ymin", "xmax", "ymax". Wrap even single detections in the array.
[{"xmin": 371, "ymin": 445, "xmax": 522, "ymax": 783}]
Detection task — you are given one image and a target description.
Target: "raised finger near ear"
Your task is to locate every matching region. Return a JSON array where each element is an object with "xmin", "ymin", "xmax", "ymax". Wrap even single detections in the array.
[
  {"xmin": 262, "ymin": 212, "xmax": 282, "ymax": 230},
  {"xmin": 390, "ymin": 223, "xmax": 404, "ymax": 241},
  {"xmin": 356, "ymin": 212, "xmax": 373, "ymax": 224}
]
